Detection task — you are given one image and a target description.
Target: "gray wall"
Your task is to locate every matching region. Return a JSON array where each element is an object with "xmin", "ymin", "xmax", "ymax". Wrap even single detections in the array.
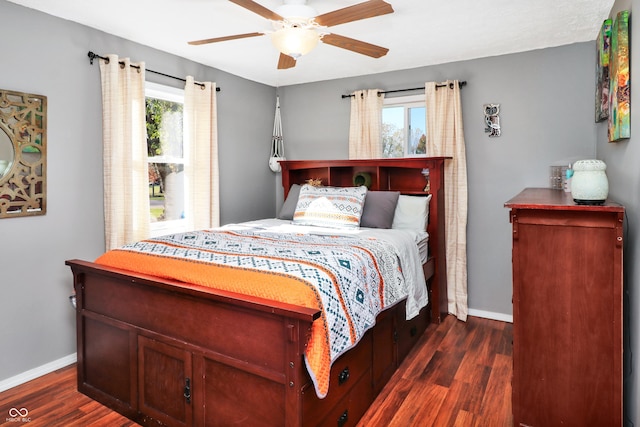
[
  {"xmin": 597, "ymin": 1, "xmax": 637, "ymax": 425},
  {"xmin": 0, "ymin": 0, "xmax": 275, "ymax": 383},
  {"xmin": 278, "ymin": 42, "xmax": 598, "ymax": 318}
]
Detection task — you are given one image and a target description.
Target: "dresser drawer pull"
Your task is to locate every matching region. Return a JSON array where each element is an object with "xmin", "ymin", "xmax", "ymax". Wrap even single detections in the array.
[
  {"xmin": 337, "ymin": 409, "xmax": 348, "ymax": 427},
  {"xmin": 338, "ymin": 367, "xmax": 350, "ymax": 385}
]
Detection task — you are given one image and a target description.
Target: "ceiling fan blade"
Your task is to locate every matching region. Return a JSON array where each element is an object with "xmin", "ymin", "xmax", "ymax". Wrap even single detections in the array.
[
  {"xmin": 321, "ymin": 33, "xmax": 389, "ymax": 58},
  {"xmin": 229, "ymin": 0, "xmax": 284, "ymax": 21},
  {"xmin": 314, "ymin": 0, "xmax": 393, "ymax": 27},
  {"xmin": 277, "ymin": 53, "xmax": 297, "ymax": 69},
  {"xmin": 188, "ymin": 32, "xmax": 264, "ymax": 45}
]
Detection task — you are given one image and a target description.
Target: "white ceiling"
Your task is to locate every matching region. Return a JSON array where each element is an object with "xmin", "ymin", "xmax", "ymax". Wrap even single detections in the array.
[{"xmin": 8, "ymin": 0, "xmax": 614, "ymax": 87}]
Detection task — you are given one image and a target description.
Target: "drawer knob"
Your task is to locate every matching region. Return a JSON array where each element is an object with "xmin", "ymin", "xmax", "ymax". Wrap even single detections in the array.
[
  {"xmin": 338, "ymin": 367, "xmax": 350, "ymax": 385},
  {"xmin": 337, "ymin": 409, "xmax": 348, "ymax": 427}
]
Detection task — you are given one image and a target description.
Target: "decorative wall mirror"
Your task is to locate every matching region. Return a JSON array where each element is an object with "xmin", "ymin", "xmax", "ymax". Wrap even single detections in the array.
[{"xmin": 0, "ymin": 89, "xmax": 47, "ymax": 218}]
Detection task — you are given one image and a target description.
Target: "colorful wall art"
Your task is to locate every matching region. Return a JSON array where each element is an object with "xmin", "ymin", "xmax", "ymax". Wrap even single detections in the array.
[
  {"xmin": 595, "ymin": 19, "xmax": 611, "ymax": 122},
  {"xmin": 608, "ymin": 10, "xmax": 630, "ymax": 142}
]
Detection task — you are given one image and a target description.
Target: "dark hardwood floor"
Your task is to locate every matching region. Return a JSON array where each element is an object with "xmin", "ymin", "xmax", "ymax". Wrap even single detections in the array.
[
  {"xmin": 358, "ymin": 315, "xmax": 513, "ymax": 426},
  {"xmin": 0, "ymin": 315, "xmax": 512, "ymax": 427}
]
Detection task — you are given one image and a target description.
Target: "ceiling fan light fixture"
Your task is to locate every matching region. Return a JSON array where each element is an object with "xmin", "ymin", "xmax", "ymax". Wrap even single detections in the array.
[{"xmin": 271, "ymin": 26, "xmax": 319, "ymax": 59}]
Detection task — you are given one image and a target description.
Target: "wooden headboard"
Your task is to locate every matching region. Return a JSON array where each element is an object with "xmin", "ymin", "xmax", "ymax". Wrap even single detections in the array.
[{"xmin": 280, "ymin": 157, "xmax": 449, "ymax": 322}]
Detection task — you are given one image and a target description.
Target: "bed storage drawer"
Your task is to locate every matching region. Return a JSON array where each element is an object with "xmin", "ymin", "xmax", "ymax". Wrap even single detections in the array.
[
  {"xmin": 397, "ymin": 304, "xmax": 429, "ymax": 363},
  {"xmin": 371, "ymin": 307, "xmax": 396, "ymax": 394},
  {"xmin": 301, "ymin": 333, "xmax": 372, "ymax": 425},
  {"xmin": 314, "ymin": 371, "xmax": 373, "ymax": 427}
]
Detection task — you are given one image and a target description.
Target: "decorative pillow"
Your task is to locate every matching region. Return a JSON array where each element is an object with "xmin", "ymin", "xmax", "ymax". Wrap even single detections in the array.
[
  {"xmin": 360, "ymin": 191, "xmax": 400, "ymax": 229},
  {"xmin": 293, "ymin": 184, "xmax": 368, "ymax": 229},
  {"xmin": 277, "ymin": 184, "xmax": 301, "ymax": 220},
  {"xmin": 391, "ymin": 194, "xmax": 432, "ymax": 231}
]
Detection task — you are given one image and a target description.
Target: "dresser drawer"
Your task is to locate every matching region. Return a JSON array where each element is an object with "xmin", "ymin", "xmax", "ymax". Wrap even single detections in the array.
[{"xmin": 302, "ymin": 333, "xmax": 372, "ymax": 423}]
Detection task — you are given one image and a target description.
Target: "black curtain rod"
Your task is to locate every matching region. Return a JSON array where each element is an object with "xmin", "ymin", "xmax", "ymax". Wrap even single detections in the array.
[
  {"xmin": 87, "ymin": 51, "xmax": 221, "ymax": 91},
  {"xmin": 341, "ymin": 80, "xmax": 466, "ymax": 99}
]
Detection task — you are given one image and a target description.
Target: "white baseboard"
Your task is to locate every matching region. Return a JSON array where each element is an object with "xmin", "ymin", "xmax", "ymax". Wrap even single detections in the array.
[
  {"xmin": 468, "ymin": 308, "xmax": 513, "ymax": 323},
  {"xmin": 0, "ymin": 353, "xmax": 77, "ymax": 393}
]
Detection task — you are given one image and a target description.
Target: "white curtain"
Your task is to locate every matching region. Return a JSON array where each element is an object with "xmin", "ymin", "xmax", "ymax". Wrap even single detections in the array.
[
  {"xmin": 184, "ymin": 77, "xmax": 219, "ymax": 230},
  {"xmin": 348, "ymin": 89, "xmax": 384, "ymax": 159},
  {"xmin": 425, "ymin": 80, "xmax": 468, "ymax": 321},
  {"xmin": 100, "ymin": 55, "xmax": 149, "ymax": 251}
]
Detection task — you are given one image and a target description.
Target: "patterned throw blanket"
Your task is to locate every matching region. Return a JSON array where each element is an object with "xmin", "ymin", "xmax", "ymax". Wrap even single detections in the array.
[{"xmin": 96, "ymin": 228, "xmax": 412, "ymax": 398}]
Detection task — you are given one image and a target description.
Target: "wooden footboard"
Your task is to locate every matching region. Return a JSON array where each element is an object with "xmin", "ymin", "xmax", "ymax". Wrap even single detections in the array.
[{"xmin": 67, "ymin": 257, "xmax": 433, "ymax": 427}]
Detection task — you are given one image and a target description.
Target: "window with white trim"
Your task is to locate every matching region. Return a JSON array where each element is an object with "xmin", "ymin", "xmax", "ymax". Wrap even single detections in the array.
[
  {"xmin": 382, "ymin": 95, "xmax": 426, "ymax": 157},
  {"xmin": 145, "ymin": 82, "xmax": 187, "ymax": 237}
]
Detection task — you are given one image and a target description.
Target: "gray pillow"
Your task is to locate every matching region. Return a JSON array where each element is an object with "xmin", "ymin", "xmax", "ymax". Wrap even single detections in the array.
[
  {"xmin": 277, "ymin": 184, "xmax": 301, "ymax": 220},
  {"xmin": 360, "ymin": 191, "xmax": 400, "ymax": 229}
]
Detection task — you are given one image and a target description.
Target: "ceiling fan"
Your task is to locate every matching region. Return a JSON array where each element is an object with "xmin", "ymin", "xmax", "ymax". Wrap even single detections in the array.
[{"xmin": 188, "ymin": 0, "xmax": 394, "ymax": 69}]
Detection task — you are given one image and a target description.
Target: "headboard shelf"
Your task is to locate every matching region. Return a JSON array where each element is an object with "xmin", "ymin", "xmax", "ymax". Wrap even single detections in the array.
[{"xmin": 280, "ymin": 157, "xmax": 449, "ymax": 196}]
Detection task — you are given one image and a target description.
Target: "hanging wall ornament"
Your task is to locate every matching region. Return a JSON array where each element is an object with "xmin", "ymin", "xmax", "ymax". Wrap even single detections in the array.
[
  {"xmin": 269, "ymin": 96, "xmax": 285, "ymax": 172},
  {"xmin": 483, "ymin": 103, "xmax": 501, "ymax": 137}
]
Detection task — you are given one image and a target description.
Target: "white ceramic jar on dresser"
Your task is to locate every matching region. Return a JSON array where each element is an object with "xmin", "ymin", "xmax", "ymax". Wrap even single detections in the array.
[{"xmin": 570, "ymin": 159, "xmax": 609, "ymax": 204}]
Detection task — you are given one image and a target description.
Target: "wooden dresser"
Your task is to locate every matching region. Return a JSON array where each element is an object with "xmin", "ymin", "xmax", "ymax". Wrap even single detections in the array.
[{"xmin": 505, "ymin": 188, "xmax": 624, "ymax": 427}]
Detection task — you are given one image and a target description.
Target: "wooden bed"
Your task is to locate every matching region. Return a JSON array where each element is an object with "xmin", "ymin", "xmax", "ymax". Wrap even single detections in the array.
[{"xmin": 66, "ymin": 157, "xmax": 448, "ymax": 427}]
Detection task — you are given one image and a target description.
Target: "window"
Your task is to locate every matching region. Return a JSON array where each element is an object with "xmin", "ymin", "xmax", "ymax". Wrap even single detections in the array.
[
  {"xmin": 382, "ymin": 95, "xmax": 426, "ymax": 157},
  {"xmin": 145, "ymin": 82, "xmax": 186, "ymax": 236}
]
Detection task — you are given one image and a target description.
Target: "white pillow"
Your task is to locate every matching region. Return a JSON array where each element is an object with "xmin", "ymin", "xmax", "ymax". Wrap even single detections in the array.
[
  {"xmin": 293, "ymin": 185, "xmax": 368, "ymax": 229},
  {"xmin": 392, "ymin": 194, "xmax": 432, "ymax": 231}
]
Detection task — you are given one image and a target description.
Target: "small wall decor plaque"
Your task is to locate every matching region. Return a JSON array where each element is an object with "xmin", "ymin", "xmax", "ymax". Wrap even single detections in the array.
[
  {"xmin": 483, "ymin": 104, "xmax": 501, "ymax": 137},
  {"xmin": 0, "ymin": 89, "xmax": 47, "ymax": 218}
]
